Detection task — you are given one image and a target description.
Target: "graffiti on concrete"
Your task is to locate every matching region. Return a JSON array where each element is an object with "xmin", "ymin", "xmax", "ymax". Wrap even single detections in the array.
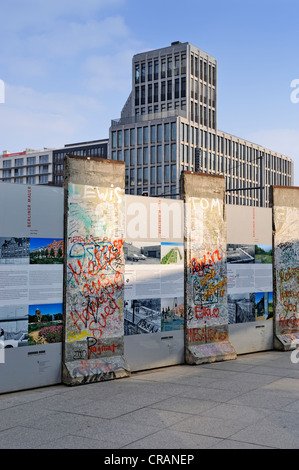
[
  {"xmin": 185, "ymin": 195, "xmax": 228, "ymax": 342},
  {"xmin": 65, "ymin": 183, "xmax": 125, "ymax": 363},
  {"xmin": 274, "ymin": 205, "xmax": 299, "ymax": 346}
]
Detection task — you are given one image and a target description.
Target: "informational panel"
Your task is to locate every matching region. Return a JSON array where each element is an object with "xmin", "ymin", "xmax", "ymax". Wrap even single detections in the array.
[
  {"xmin": 0, "ymin": 183, "xmax": 64, "ymax": 393},
  {"xmin": 226, "ymin": 205, "xmax": 273, "ymax": 354},
  {"xmin": 124, "ymin": 196, "xmax": 185, "ymax": 371}
]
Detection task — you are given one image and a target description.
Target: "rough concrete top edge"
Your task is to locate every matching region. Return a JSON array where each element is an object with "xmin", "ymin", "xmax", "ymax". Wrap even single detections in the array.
[
  {"xmin": 183, "ymin": 171, "xmax": 225, "ymax": 180},
  {"xmin": 66, "ymin": 154, "xmax": 125, "ymax": 166},
  {"xmin": 271, "ymin": 186, "xmax": 299, "ymax": 208},
  {"xmin": 63, "ymin": 154, "xmax": 125, "ymax": 188},
  {"xmin": 272, "ymin": 185, "xmax": 299, "ymax": 190},
  {"xmin": 180, "ymin": 171, "xmax": 226, "ymax": 199}
]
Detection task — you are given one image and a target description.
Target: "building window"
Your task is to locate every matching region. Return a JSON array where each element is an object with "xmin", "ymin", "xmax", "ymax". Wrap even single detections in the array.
[
  {"xmin": 39, "ymin": 175, "xmax": 48, "ymax": 184},
  {"xmin": 27, "ymin": 166, "xmax": 36, "ymax": 175},
  {"xmin": 151, "ymin": 146, "xmax": 156, "ymax": 164},
  {"xmin": 15, "ymin": 168, "xmax": 23, "ymax": 176},
  {"xmin": 161, "ymin": 81, "xmax": 166, "ymax": 101},
  {"xmin": 27, "ymin": 156, "xmax": 36, "ymax": 165},
  {"xmin": 148, "ymin": 84, "xmax": 152, "ymax": 104},
  {"xmin": 161, "ymin": 58, "xmax": 166, "ymax": 79},
  {"xmin": 137, "ymin": 168, "xmax": 142, "ymax": 186},
  {"xmin": 124, "ymin": 129, "xmax": 129, "ymax": 147},
  {"xmin": 130, "ymin": 169, "xmax": 135, "ymax": 186},
  {"xmin": 15, "ymin": 158, "xmax": 24, "ymax": 167},
  {"xmin": 171, "ymin": 164, "xmax": 176, "ymax": 182},
  {"xmin": 150, "ymin": 166, "xmax": 155, "ymax": 184},
  {"xmin": 39, "ymin": 165, "xmax": 48, "ymax": 174},
  {"xmin": 130, "ymin": 128, "xmax": 135, "ymax": 146},
  {"xmin": 141, "ymin": 85, "xmax": 145, "ymax": 105},
  {"xmin": 165, "ymin": 144, "xmax": 170, "ymax": 162},
  {"xmin": 171, "ymin": 122, "xmax": 176, "ymax": 140},
  {"xmin": 3, "ymin": 160, "xmax": 11, "ymax": 168},
  {"xmin": 143, "ymin": 167, "xmax": 148, "ymax": 185},
  {"xmin": 157, "ymin": 145, "xmax": 162, "ymax": 163},
  {"xmin": 143, "ymin": 126, "xmax": 148, "ymax": 144},
  {"xmin": 151, "ymin": 125, "xmax": 156, "ymax": 143},
  {"xmin": 135, "ymin": 64, "xmax": 140, "ymax": 84},
  {"xmin": 137, "ymin": 128, "xmax": 142, "ymax": 145},
  {"xmin": 3, "ymin": 169, "xmax": 11, "ymax": 177},
  {"xmin": 181, "ymin": 77, "xmax": 186, "ymax": 98},
  {"xmin": 164, "ymin": 123, "xmax": 170, "ymax": 141},
  {"xmin": 143, "ymin": 147, "xmax": 149, "ymax": 165},
  {"xmin": 148, "ymin": 61, "xmax": 152, "ymax": 81},
  {"xmin": 117, "ymin": 131, "xmax": 122, "ymax": 148},
  {"xmin": 157, "ymin": 125, "xmax": 162, "ymax": 142},
  {"xmin": 154, "ymin": 60, "xmax": 159, "ymax": 80},
  {"xmin": 157, "ymin": 166, "xmax": 162, "ymax": 184},
  {"xmin": 174, "ymin": 56, "xmax": 179, "ymax": 76},
  {"xmin": 167, "ymin": 80, "xmax": 172, "ymax": 100},
  {"xmin": 130, "ymin": 149, "xmax": 135, "ymax": 165},
  {"xmin": 137, "ymin": 148, "xmax": 142, "ymax": 165},
  {"xmin": 39, "ymin": 155, "xmax": 49, "ymax": 164},
  {"xmin": 164, "ymin": 165, "xmax": 170, "ymax": 183},
  {"xmin": 181, "ymin": 54, "xmax": 186, "ymax": 74},
  {"xmin": 154, "ymin": 83, "xmax": 159, "ymax": 103},
  {"xmin": 27, "ymin": 176, "xmax": 36, "ymax": 184},
  {"xmin": 167, "ymin": 57, "xmax": 172, "ymax": 77},
  {"xmin": 171, "ymin": 143, "xmax": 177, "ymax": 162},
  {"xmin": 141, "ymin": 63, "xmax": 146, "ymax": 83},
  {"xmin": 175, "ymin": 79, "xmax": 179, "ymax": 99}
]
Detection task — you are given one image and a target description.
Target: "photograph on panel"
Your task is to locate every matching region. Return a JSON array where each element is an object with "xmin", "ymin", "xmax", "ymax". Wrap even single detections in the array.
[
  {"xmin": 227, "ymin": 244, "xmax": 255, "ymax": 264},
  {"xmin": 29, "ymin": 238, "xmax": 63, "ymax": 264},
  {"xmin": 0, "ymin": 305, "xmax": 28, "ymax": 348},
  {"xmin": 161, "ymin": 297, "xmax": 184, "ymax": 332},
  {"xmin": 124, "ymin": 241, "xmax": 161, "ymax": 264},
  {"xmin": 28, "ymin": 303, "xmax": 63, "ymax": 345},
  {"xmin": 255, "ymin": 245, "xmax": 273, "ymax": 264},
  {"xmin": 124, "ymin": 298, "xmax": 161, "ymax": 335},
  {"xmin": 228, "ymin": 293, "xmax": 255, "ymax": 324},
  {"xmin": 0, "ymin": 237, "xmax": 30, "ymax": 265},
  {"xmin": 255, "ymin": 292, "xmax": 273, "ymax": 321},
  {"xmin": 161, "ymin": 242, "xmax": 184, "ymax": 265}
]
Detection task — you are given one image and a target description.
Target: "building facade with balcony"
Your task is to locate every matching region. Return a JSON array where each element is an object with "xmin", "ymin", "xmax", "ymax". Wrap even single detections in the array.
[{"xmin": 0, "ymin": 139, "xmax": 108, "ymax": 186}]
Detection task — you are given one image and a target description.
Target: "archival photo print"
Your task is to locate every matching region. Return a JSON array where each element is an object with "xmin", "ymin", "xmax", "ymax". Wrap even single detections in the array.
[
  {"xmin": 161, "ymin": 297, "xmax": 184, "ymax": 331},
  {"xmin": 161, "ymin": 242, "xmax": 184, "ymax": 265},
  {"xmin": 28, "ymin": 303, "xmax": 63, "ymax": 345},
  {"xmin": 228, "ymin": 293, "xmax": 255, "ymax": 324},
  {"xmin": 124, "ymin": 298, "xmax": 161, "ymax": 335},
  {"xmin": 124, "ymin": 241, "xmax": 161, "ymax": 265},
  {"xmin": 0, "ymin": 237, "xmax": 30, "ymax": 265},
  {"xmin": 255, "ymin": 245, "xmax": 273, "ymax": 264},
  {"xmin": 255, "ymin": 292, "xmax": 273, "ymax": 321},
  {"xmin": 227, "ymin": 244, "xmax": 255, "ymax": 264},
  {"xmin": 0, "ymin": 305, "xmax": 28, "ymax": 348},
  {"xmin": 30, "ymin": 238, "xmax": 63, "ymax": 264}
]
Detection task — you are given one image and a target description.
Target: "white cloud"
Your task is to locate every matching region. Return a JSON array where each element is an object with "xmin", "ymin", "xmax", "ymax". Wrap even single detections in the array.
[
  {"xmin": 0, "ymin": 84, "xmax": 112, "ymax": 152},
  {"xmin": 24, "ymin": 16, "xmax": 131, "ymax": 59}
]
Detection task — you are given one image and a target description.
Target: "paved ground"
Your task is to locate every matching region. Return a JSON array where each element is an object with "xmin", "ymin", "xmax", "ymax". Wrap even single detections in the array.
[{"xmin": 0, "ymin": 350, "xmax": 299, "ymax": 449}]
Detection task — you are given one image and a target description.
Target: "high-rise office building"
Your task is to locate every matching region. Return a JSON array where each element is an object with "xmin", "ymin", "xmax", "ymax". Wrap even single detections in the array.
[{"xmin": 109, "ymin": 41, "xmax": 293, "ymax": 206}]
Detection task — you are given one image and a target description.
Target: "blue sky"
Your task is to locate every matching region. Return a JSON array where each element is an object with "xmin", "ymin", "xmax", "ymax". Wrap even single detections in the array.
[
  {"xmin": 0, "ymin": 0, "xmax": 299, "ymax": 183},
  {"xmin": 28, "ymin": 303, "xmax": 63, "ymax": 316}
]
